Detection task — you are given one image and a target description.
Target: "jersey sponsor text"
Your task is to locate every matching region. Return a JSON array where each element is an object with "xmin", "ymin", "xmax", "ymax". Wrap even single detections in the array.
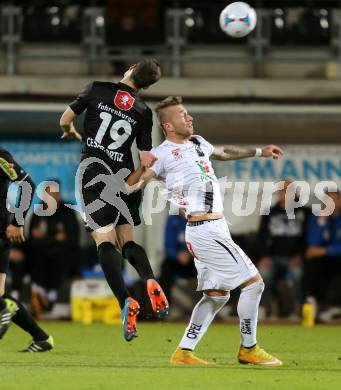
[{"xmin": 98, "ymin": 102, "xmax": 137, "ymax": 125}]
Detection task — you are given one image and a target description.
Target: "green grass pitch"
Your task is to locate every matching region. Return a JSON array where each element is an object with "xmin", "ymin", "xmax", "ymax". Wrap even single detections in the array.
[{"xmin": 1, "ymin": 322, "xmax": 341, "ymax": 390}]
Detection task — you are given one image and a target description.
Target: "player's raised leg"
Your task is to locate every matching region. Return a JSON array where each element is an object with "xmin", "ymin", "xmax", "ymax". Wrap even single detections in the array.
[
  {"xmin": 170, "ymin": 290, "xmax": 229, "ymax": 365},
  {"xmin": 116, "ymin": 224, "xmax": 169, "ymax": 318},
  {"xmin": 237, "ymin": 274, "xmax": 282, "ymax": 366},
  {"xmin": 91, "ymin": 226, "xmax": 140, "ymax": 341}
]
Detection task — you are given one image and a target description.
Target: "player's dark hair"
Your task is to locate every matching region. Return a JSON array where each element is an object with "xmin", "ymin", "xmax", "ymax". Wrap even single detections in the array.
[
  {"xmin": 155, "ymin": 96, "xmax": 183, "ymax": 124},
  {"xmin": 130, "ymin": 59, "xmax": 161, "ymax": 89}
]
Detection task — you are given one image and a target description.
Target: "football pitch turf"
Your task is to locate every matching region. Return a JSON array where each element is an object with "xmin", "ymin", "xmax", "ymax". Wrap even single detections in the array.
[{"xmin": 1, "ymin": 322, "xmax": 341, "ymax": 390}]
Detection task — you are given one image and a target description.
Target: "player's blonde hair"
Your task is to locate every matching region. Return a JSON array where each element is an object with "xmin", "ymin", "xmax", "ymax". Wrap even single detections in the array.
[{"xmin": 155, "ymin": 96, "xmax": 183, "ymax": 126}]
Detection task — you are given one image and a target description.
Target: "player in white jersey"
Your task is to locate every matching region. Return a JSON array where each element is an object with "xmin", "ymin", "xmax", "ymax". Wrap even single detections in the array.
[{"xmin": 128, "ymin": 96, "xmax": 283, "ymax": 366}]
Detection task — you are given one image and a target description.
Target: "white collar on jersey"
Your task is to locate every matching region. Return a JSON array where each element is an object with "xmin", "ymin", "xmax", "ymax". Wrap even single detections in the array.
[{"xmin": 162, "ymin": 139, "xmax": 193, "ymax": 148}]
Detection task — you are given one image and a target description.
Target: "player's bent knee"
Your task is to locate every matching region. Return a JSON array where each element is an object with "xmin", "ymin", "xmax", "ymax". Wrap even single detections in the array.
[
  {"xmin": 240, "ymin": 272, "xmax": 263, "ymax": 289},
  {"xmin": 97, "ymin": 241, "xmax": 117, "ymax": 255},
  {"xmin": 257, "ymin": 280, "xmax": 265, "ymax": 293},
  {"xmin": 204, "ymin": 289, "xmax": 229, "ymax": 297},
  {"xmin": 202, "ymin": 291, "xmax": 230, "ymax": 309},
  {"xmin": 121, "ymin": 240, "xmax": 137, "ymax": 258},
  {"xmin": 95, "ymin": 238, "xmax": 116, "ymax": 247},
  {"xmin": 240, "ymin": 280, "xmax": 265, "ymax": 297},
  {"xmin": 115, "ymin": 225, "xmax": 134, "ymax": 247},
  {"xmin": 91, "ymin": 230, "xmax": 116, "ymax": 247}
]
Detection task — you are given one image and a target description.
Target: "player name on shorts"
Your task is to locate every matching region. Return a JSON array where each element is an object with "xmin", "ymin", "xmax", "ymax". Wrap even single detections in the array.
[
  {"xmin": 86, "ymin": 137, "xmax": 124, "ymax": 162},
  {"xmin": 98, "ymin": 102, "xmax": 137, "ymax": 125}
]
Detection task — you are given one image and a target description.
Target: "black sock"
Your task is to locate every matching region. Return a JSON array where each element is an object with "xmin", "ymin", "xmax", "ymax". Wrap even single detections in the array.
[
  {"xmin": 0, "ymin": 297, "xmax": 6, "ymax": 310},
  {"xmin": 4, "ymin": 294, "xmax": 48, "ymax": 341},
  {"xmin": 122, "ymin": 241, "xmax": 155, "ymax": 282},
  {"xmin": 244, "ymin": 344, "xmax": 256, "ymax": 349},
  {"xmin": 98, "ymin": 242, "xmax": 129, "ymax": 309}
]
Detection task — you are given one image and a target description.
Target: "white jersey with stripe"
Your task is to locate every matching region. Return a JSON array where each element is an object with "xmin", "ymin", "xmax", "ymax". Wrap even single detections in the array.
[{"xmin": 149, "ymin": 135, "xmax": 223, "ymax": 217}]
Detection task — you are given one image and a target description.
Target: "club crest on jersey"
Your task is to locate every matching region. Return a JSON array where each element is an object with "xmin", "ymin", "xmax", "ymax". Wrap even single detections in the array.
[
  {"xmin": 114, "ymin": 90, "xmax": 135, "ymax": 111},
  {"xmin": 171, "ymin": 148, "xmax": 183, "ymax": 160}
]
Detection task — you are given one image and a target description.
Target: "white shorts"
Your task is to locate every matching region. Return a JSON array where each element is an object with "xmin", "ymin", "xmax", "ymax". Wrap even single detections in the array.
[{"xmin": 185, "ymin": 218, "xmax": 258, "ymax": 292}]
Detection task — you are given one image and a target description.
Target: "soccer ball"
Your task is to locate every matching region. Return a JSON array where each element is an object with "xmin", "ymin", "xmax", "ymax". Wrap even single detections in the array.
[{"xmin": 219, "ymin": 2, "xmax": 257, "ymax": 38}]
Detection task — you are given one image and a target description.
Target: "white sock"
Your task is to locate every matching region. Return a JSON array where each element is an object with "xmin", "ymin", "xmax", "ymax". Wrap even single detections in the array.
[
  {"xmin": 237, "ymin": 280, "xmax": 264, "ymax": 347},
  {"xmin": 178, "ymin": 293, "xmax": 230, "ymax": 351}
]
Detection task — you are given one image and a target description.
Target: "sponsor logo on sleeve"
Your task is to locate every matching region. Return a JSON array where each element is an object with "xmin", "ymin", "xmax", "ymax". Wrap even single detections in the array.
[
  {"xmin": 0, "ymin": 158, "xmax": 18, "ymax": 180},
  {"xmin": 196, "ymin": 160, "xmax": 211, "ymax": 174}
]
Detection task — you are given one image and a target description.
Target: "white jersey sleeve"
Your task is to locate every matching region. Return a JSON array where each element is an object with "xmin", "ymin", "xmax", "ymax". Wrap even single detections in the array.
[
  {"xmin": 149, "ymin": 146, "xmax": 165, "ymax": 178},
  {"xmin": 192, "ymin": 135, "xmax": 215, "ymax": 156}
]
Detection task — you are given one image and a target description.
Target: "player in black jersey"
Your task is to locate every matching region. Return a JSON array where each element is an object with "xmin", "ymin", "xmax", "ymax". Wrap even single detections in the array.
[
  {"xmin": 60, "ymin": 59, "xmax": 169, "ymax": 342},
  {"xmin": 0, "ymin": 147, "xmax": 54, "ymax": 352}
]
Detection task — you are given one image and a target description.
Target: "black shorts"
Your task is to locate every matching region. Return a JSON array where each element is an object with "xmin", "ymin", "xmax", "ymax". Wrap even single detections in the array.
[
  {"xmin": 79, "ymin": 161, "xmax": 142, "ymax": 232},
  {"xmin": 0, "ymin": 232, "xmax": 9, "ymax": 274}
]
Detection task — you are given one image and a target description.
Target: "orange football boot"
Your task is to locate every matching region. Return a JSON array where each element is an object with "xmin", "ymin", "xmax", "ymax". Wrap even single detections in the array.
[
  {"xmin": 147, "ymin": 279, "xmax": 169, "ymax": 318},
  {"xmin": 121, "ymin": 297, "xmax": 140, "ymax": 342}
]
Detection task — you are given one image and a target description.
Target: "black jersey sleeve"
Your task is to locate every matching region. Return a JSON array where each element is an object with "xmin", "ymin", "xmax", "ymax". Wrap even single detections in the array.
[
  {"xmin": 0, "ymin": 148, "xmax": 36, "ymax": 227},
  {"xmin": 69, "ymin": 82, "xmax": 94, "ymax": 115},
  {"xmin": 136, "ymin": 106, "xmax": 153, "ymax": 151},
  {"xmin": 0, "ymin": 148, "xmax": 28, "ymax": 183}
]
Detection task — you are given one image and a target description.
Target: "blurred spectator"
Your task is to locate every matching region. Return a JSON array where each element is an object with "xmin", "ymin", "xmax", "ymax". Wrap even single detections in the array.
[
  {"xmin": 22, "ymin": 3, "xmax": 82, "ymax": 43},
  {"xmin": 257, "ymin": 179, "xmax": 309, "ymax": 317},
  {"xmin": 304, "ymin": 190, "xmax": 341, "ymax": 317},
  {"xmin": 105, "ymin": 0, "xmax": 164, "ymax": 74},
  {"xmin": 159, "ymin": 213, "xmax": 197, "ymax": 305},
  {"xmin": 106, "ymin": 0, "xmax": 160, "ymax": 33},
  {"xmin": 28, "ymin": 181, "xmax": 80, "ymax": 317}
]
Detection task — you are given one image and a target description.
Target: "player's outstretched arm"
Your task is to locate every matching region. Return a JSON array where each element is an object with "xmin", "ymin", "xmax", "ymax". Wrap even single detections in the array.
[
  {"xmin": 60, "ymin": 107, "xmax": 82, "ymax": 141},
  {"xmin": 126, "ymin": 168, "xmax": 156, "ymax": 193},
  {"xmin": 211, "ymin": 144, "xmax": 283, "ymax": 161}
]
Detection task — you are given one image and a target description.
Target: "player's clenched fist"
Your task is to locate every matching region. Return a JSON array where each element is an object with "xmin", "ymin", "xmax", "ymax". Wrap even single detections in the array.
[
  {"xmin": 139, "ymin": 151, "xmax": 158, "ymax": 168},
  {"xmin": 261, "ymin": 145, "xmax": 283, "ymax": 160}
]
